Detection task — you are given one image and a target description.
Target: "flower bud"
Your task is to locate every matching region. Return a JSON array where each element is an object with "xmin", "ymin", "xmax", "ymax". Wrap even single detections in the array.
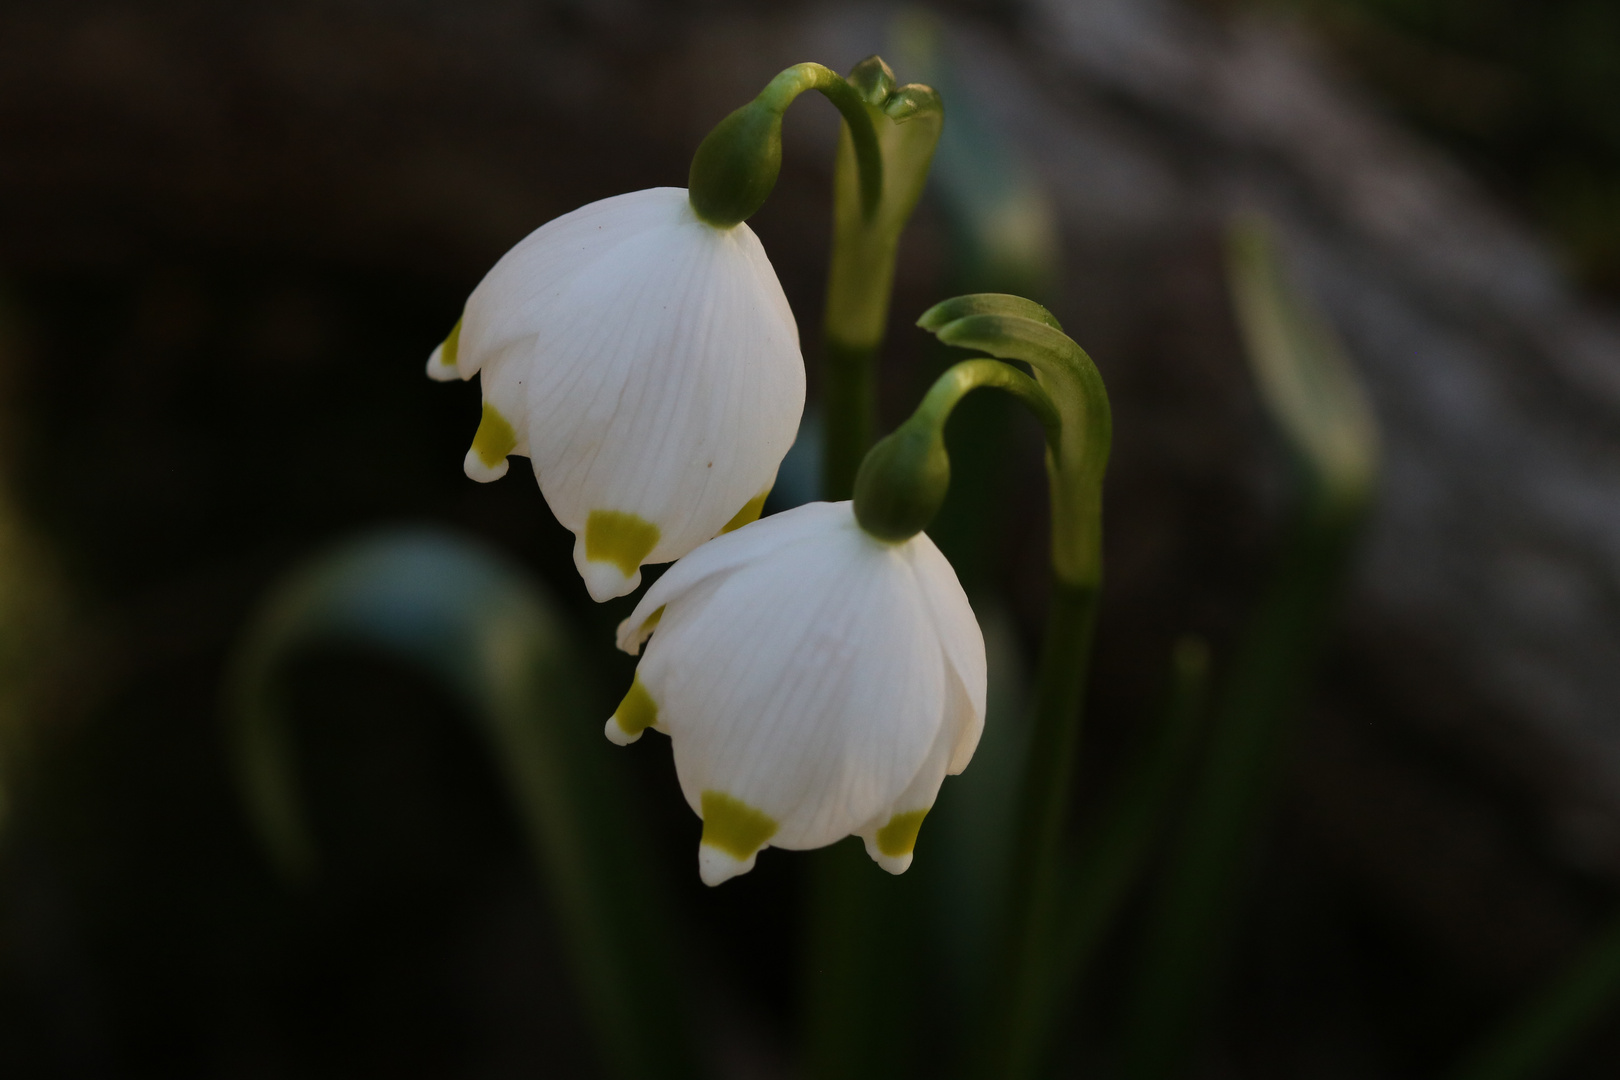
[{"xmin": 852, "ymin": 419, "xmax": 950, "ymax": 543}]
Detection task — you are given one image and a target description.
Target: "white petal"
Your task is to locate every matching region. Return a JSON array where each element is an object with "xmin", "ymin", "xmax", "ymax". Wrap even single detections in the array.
[
  {"xmin": 907, "ymin": 535, "xmax": 989, "ymax": 774},
  {"xmin": 462, "ymin": 448, "xmax": 509, "ymax": 483},
  {"xmin": 522, "ymin": 206, "xmax": 802, "ymax": 561},
  {"xmin": 698, "ymin": 845, "xmax": 757, "ymax": 887},
  {"xmin": 451, "ymin": 187, "xmax": 804, "ymax": 597},
  {"xmin": 574, "ymin": 539, "xmax": 642, "ymax": 603},
  {"xmin": 425, "ymin": 340, "xmax": 462, "ymax": 382},
  {"xmin": 858, "ymin": 662, "xmax": 977, "ymax": 874},
  {"xmin": 635, "ymin": 507, "xmax": 946, "ymax": 849},
  {"xmin": 616, "ymin": 501, "xmax": 851, "ymax": 654}
]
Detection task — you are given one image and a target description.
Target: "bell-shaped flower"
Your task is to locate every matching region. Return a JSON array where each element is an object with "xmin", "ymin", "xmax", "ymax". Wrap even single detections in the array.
[
  {"xmin": 606, "ymin": 500, "xmax": 986, "ymax": 886},
  {"xmin": 427, "ymin": 187, "xmax": 805, "ymax": 601}
]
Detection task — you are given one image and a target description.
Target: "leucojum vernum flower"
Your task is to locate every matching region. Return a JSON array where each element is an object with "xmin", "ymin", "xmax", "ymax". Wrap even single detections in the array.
[
  {"xmin": 609, "ymin": 500, "xmax": 986, "ymax": 885},
  {"xmin": 427, "ymin": 186, "xmax": 803, "ymax": 603},
  {"xmin": 427, "ymin": 58, "xmax": 1109, "ymax": 903}
]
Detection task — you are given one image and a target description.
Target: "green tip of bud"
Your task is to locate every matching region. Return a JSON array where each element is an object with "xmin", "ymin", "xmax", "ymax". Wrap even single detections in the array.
[
  {"xmin": 847, "ymin": 55, "xmax": 897, "ymax": 104},
  {"xmin": 688, "ymin": 101, "xmax": 784, "ymax": 228},
  {"xmin": 853, "ymin": 421, "xmax": 951, "ymax": 543}
]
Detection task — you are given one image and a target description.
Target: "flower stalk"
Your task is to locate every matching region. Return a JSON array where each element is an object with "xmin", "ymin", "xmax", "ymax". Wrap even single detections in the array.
[
  {"xmin": 912, "ymin": 295, "xmax": 1113, "ymax": 1080},
  {"xmin": 820, "ymin": 58, "xmax": 944, "ymax": 499},
  {"xmin": 1122, "ymin": 216, "xmax": 1378, "ymax": 1079},
  {"xmin": 688, "ymin": 62, "xmax": 885, "ymax": 229}
]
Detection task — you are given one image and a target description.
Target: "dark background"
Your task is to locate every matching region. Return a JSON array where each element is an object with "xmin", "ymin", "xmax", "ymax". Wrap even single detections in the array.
[{"xmin": 2, "ymin": 0, "xmax": 1619, "ymax": 1076}]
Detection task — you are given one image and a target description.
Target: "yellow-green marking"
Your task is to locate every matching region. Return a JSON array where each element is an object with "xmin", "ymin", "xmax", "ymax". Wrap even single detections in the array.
[
  {"xmin": 720, "ymin": 488, "xmax": 771, "ymax": 534},
  {"xmin": 875, "ymin": 808, "xmax": 929, "ymax": 858},
  {"xmin": 700, "ymin": 791, "xmax": 777, "ymax": 859},
  {"xmin": 585, "ymin": 510, "xmax": 660, "ymax": 576},
  {"xmin": 437, "ymin": 317, "xmax": 463, "ymax": 371},
  {"xmin": 470, "ymin": 402, "xmax": 517, "ymax": 468},
  {"xmin": 611, "ymin": 674, "xmax": 658, "ymax": 740}
]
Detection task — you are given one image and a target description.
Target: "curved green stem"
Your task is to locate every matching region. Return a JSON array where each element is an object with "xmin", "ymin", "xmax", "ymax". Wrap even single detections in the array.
[
  {"xmin": 912, "ymin": 296, "xmax": 1113, "ymax": 1079},
  {"xmin": 914, "ymin": 358, "xmax": 1061, "ymax": 450},
  {"xmin": 852, "ymin": 358, "xmax": 1059, "ymax": 542},
  {"xmin": 757, "ymin": 63, "xmax": 885, "ymax": 220},
  {"xmin": 688, "ymin": 63, "xmax": 884, "ymax": 229},
  {"xmin": 919, "ymin": 299, "xmax": 1112, "ymax": 589},
  {"xmin": 226, "ymin": 530, "xmax": 703, "ymax": 1080},
  {"xmin": 820, "ymin": 61, "xmax": 943, "ymax": 499}
]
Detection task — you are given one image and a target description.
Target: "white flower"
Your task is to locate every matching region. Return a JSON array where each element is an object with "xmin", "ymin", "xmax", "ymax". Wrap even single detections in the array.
[
  {"xmin": 427, "ymin": 187, "xmax": 805, "ymax": 602},
  {"xmin": 606, "ymin": 501, "xmax": 987, "ymax": 886}
]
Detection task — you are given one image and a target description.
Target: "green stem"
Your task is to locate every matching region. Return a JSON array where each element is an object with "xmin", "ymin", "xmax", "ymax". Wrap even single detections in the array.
[
  {"xmin": 688, "ymin": 62, "xmax": 884, "ymax": 229},
  {"xmin": 1118, "ymin": 215, "xmax": 1379, "ymax": 1078},
  {"xmin": 226, "ymin": 530, "xmax": 702, "ymax": 1080},
  {"xmin": 982, "ymin": 582, "xmax": 1099, "ymax": 1078},
  {"xmin": 1123, "ymin": 501, "xmax": 1356, "ymax": 1079},
  {"xmin": 756, "ymin": 63, "xmax": 886, "ymax": 221},
  {"xmin": 823, "ymin": 339, "xmax": 880, "ymax": 501},
  {"xmin": 853, "ymin": 358, "xmax": 1058, "ymax": 542},
  {"xmin": 1060, "ymin": 638, "xmax": 1210, "ymax": 1000},
  {"xmin": 819, "ymin": 65, "xmax": 943, "ymax": 499},
  {"xmin": 911, "ymin": 297, "xmax": 1113, "ymax": 1080}
]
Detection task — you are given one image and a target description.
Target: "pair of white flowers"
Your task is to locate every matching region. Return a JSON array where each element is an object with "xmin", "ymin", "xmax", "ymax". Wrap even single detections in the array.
[{"xmin": 428, "ymin": 187, "xmax": 985, "ymax": 885}]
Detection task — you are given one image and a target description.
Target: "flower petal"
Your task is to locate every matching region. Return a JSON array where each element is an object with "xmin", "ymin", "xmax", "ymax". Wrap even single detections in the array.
[
  {"xmin": 906, "ymin": 535, "xmax": 988, "ymax": 774},
  {"xmin": 857, "ymin": 661, "xmax": 977, "ymax": 874},
  {"xmin": 615, "ymin": 501, "xmax": 851, "ymax": 654},
  {"xmin": 635, "ymin": 514, "xmax": 946, "ymax": 850}
]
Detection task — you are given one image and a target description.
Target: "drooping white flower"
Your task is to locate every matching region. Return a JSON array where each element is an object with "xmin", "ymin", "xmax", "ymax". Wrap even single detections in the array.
[
  {"xmin": 606, "ymin": 501, "xmax": 987, "ymax": 886},
  {"xmin": 427, "ymin": 187, "xmax": 805, "ymax": 602}
]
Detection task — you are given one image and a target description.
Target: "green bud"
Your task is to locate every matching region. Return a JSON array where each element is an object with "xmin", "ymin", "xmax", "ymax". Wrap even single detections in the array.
[
  {"xmin": 688, "ymin": 100, "xmax": 784, "ymax": 228},
  {"xmin": 687, "ymin": 61, "xmax": 886, "ymax": 229},
  {"xmin": 853, "ymin": 419, "xmax": 951, "ymax": 543}
]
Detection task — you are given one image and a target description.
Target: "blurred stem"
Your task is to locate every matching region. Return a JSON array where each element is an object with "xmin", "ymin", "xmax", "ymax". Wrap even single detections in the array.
[
  {"xmin": 227, "ymin": 531, "xmax": 703, "ymax": 1080},
  {"xmin": 1122, "ymin": 500, "xmax": 1360, "ymax": 1079},
  {"xmin": 911, "ymin": 297, "xmax": 1113, "ymax": 1080},
  {"xmin": 820, "ymin": 60, "xmax": 942, "ymax": 499},
  {"xmin": 801, "ymin": 57, "xmax": 942, "ymax": 1079},
  {"xmin": 980, "ymin": 581, "xmax": 1099, "ymax": 1078},
  {"xmin": 1121, "ymin": 215, "xmax": 1378, "ymax": 1078},
  {"xmin": 1449, "ymin": 909, "xmax": 1620, "ymax": 1080},
  {"xmin": 1059, "ymin": 638, "xmax": 1210, "ymax": 998}
]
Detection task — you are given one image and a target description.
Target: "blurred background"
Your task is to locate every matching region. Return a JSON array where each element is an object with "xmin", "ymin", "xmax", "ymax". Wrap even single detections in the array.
[{"xmin": 2, "ymin": 0, "xmax": 1620, "ymax": 1076}]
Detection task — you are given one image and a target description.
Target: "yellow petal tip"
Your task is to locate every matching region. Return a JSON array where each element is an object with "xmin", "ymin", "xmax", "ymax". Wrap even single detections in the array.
[
  {"xmin": 700, "ymin": 791, "xmax": 777, "ymax": 864},
  {"xmin": 719, "ymin": 488, "xmax": 771, "ymax": 534},
  {"xmin": 606, "ymin": 675, "xmax": 658, "ymax": 745}
]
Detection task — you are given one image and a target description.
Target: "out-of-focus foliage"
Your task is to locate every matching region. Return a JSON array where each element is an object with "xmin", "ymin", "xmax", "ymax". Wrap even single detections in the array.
[
  {"xmin": 226, "ymin": 529, "xmax": 699, "ymax": 1080},
  {"xmin": 0, "ymin": 297, "xmax": 69, "ymax": 839},
  {"xmin": 1248, "ymin": 0, "xmax": 1620, "ymax": 296}
]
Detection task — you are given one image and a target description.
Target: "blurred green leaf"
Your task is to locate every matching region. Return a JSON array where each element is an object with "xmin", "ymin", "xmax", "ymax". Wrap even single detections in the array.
[
  {"xmin": 1061, "ymin": 638, "xmax": 1210, "ymax": 989},
  {"xmin": 1226, "ymin": 213, "xmax": 1379, "ymax": 516},
  {"xmin": 1122, "ymin": 215, "xmax": 1379, "ymax": 1078},
  {"xmin": 224, "ymin": 528, "xmax": 702, "ymax": 1080}
]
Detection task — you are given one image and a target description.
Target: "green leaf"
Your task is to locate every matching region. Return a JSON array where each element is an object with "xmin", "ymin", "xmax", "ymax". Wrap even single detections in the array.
[
  {"xmin": 224, "ymin": 528, "xmax": 702, "ymax": 1080},
  {"xmin": 1226, "ymin": 214, "xmax": 1379, "ymax": 518},
  {"xmin": 1121, "ymin": 215, "xmax": 1380, "ymax": 1079}
]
